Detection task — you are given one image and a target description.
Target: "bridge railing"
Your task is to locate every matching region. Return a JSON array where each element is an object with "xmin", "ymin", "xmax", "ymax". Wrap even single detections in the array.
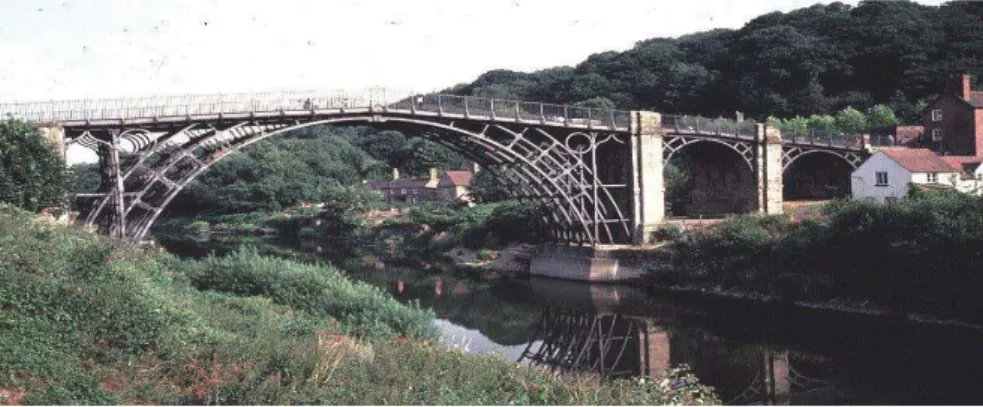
[
  {"xmin": 410, "ymin": 94, "xmax": 632, "ymax": 130},
  {"xmin": 781, "ymin": 128, "xmax": 862, "ymax": 148},
  {"xmin": 661, "ymin": 115, "xmax": 757, "ymax": 138},
  {"xmin": 1, "ymin": 90, "xmax": 633, "ymax": 131},
  {"xmin": 0, "ymin": 88, "xmax": 418, "ymax": 123}
]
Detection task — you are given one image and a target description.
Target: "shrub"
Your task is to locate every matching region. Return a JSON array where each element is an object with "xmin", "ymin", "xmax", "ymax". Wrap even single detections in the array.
[
  {"xmin": 650, "ymin": 225, "xmax": 683, "ymax": 243},
  {"xmin": 0, "ymin": 119, "xmax": 68, "ymax": 212},
  {"xmin": 0, "ymin": 205, "xmax": 719, "ymax": 405},
  {"xmin": 183, "ymin": 248, "xmax": 439, "ymax": 341}
]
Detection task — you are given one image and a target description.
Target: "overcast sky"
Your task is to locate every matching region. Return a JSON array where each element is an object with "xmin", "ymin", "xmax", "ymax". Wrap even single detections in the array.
[{"xmin": 0, "ymin": 0, "xmax": 948, "ymax": 102}]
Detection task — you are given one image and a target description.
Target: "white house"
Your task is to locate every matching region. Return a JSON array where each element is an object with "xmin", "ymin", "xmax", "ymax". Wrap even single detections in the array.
[
  {"xmin": 851, "ymin": 148, "xmax": 977, "ymax": 203},
  {"xmin": 941, "ymin": 156, "xmax": 983, "ymax": 195}
]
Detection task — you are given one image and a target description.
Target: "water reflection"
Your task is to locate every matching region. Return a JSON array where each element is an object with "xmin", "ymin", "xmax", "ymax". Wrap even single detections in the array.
[{"xmin": 157, "ymin": 236, "xmax": 983, "ymax": 405}]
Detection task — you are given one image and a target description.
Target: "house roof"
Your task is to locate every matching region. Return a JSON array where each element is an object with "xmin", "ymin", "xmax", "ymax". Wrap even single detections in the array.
[
  {"xmin": 895, "ymin": 126, "xmax": 924, "ymax": 145},
  {"xmin": 940, "ymin": 156, "xmax": 983, "ymax": 179},
  {"xmin": 439, "ymin": 171, "xmax": 473, "ymax": 187},
  {"xmin": 365, "ymin": 178, "xmax": 429, "ymax": 190},
  {"xmin": 970, "ymin": 91, "xmax": 983, "ymax": 108},
  {"xmin": 879, "ymin": 148, "xmax": 960, "ymax": 173},
  {"xmin": 922, "ymin": 93, "xmax": 978, "ymax": 112}
]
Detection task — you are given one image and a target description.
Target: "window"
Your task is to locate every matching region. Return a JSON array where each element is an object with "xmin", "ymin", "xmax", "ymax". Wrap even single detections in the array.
[
  {"xmin": 927, "ymin": 172, "xmax": 938, "ymax": 183},
  {"xmin": 885, "ymin": 197, "xmax": 899, "ymax": 204},
  {"xmin": 932, "ymin": 109, "xmax": 942, "ymax": 122},
  {"xmin": 875, "ymin": 171, "xmax": 889, "ymax": 186},
  {"xmin": 400, "ymin": 189, "xmax": 407, "ymax": 195},
  {"xmin": 932, "ymin": 128, "xmax": 943, "ymax": 141},
  {"xmin": 977, "ymin": 173, "xmax": 982, "ymax": 181}
]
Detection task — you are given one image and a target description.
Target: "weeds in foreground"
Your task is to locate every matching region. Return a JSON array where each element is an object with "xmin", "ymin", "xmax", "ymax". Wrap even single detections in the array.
[{"xmin": 0, "ymin": 204, "xmax": 718, "ymax": 405}]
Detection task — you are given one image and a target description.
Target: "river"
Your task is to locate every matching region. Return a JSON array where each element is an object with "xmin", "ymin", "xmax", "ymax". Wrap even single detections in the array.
[{"xmin": 158, "ymin": 235, "xmax": 983, "ymax": 405}]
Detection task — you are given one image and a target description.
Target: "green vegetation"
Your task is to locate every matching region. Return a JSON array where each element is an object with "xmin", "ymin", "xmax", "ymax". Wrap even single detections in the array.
[
  {"xmin": 445, "ymin": 1, "xmax": 982, "ymax": 122},
  {"xmin": 660, "ymin": 190, "xmax": 983, "ymax": 322},
  {"xmin": 0, "ymin": 205, "xmax": 717, "ymax": 405},
  {"xmin": 0, "ymin": 118, "xmax": 67, "ymax": 212}
]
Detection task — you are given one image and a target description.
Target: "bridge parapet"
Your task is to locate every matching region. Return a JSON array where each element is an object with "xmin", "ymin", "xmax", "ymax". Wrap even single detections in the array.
[
  {"xmin": 0, "ymin": 89, "xmax": 634, "ymax": 132},
  {"xmin": 661, "ymin": 114, "xmax": 757, "ymax": 139}
]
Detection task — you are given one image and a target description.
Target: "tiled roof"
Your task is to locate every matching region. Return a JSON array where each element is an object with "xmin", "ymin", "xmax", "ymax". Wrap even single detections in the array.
[
  {"xmin": 439, "ymin": 171, "xmax": 474, "ymax": 187},
  {"xmin": 879, "ymin": 148, "xmax": 960, "ymax": 173},
  {"xmin": 970, "ymin": 91, "xmax": 983, "ymax": 108},
  {"xmin": 894, "ymin": 126, "xmax": 923, "ymax": 145},
  {"xmin": 940, "ymin": 156, "xmax": 983, "ymax": 179},
  {"xmin": 364, "ymin": 178, "xmax": 429, "ymax": 190}
]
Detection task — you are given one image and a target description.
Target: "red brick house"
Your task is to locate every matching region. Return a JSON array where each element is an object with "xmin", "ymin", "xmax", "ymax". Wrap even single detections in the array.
[{"xmin": 921, "ymin": 74, "xmax": 983, "ymax": 156}]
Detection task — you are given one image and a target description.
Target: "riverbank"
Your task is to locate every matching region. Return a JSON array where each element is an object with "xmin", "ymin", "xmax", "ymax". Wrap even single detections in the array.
[
  {"xmin": 0, "ymin": 204, "xmax": 717, "ymax": 405},
  {"xmin": 648, "ymin": 189, "xmax": 983, "ymax": 326}
]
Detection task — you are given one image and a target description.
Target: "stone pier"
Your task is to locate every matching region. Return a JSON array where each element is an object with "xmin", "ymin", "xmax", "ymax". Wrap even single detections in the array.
[
  {"xmin": 528, "ymin": 244, "xmax": 670, "ymax": 281},
  {"xmin": 755, "ymin": 124, "xmax": 784, "ymax": 214},
  {"xmin": 630, "ymin": 111, "xmax": 665, "ymax": 244}
]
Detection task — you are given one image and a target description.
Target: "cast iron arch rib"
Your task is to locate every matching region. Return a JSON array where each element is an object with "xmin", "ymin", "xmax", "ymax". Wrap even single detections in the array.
[
  {"xmin": 663, "ymin": 135, "xmax": 756, "ymax": 173},
  {"xmin": 781, "ymin": 146, "xmax": 864, "ymax": 171},
  {"xmin": 77, "ymin": 116, "xmax": 633, "ymax": 245}
]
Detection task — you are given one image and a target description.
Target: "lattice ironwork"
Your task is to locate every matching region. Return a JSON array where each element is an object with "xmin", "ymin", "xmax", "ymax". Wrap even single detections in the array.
[
  {"xmin": 518, "ymin": 307, "xmax": 640, "ymax": 380},
  {"xmin": 71, "ymin": 113, "xmax": 635, "ymax": 245},
  {"xmin": 663, "ymin": 134, "xmax": 756, "ymax": 172},
  {"xmin": 782, "ymin": 146, "xmax": 865, "ymax": 171}
]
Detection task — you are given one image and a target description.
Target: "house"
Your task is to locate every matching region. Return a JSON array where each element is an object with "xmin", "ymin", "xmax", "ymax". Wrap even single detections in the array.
[
  {"xmin": 850, "ymin": 148, "xmax": 979, "ymax": 203},
  {"xmin": 921, "ymin": 74, "xmax": 983, "ymax": 156},
  {"xmin": 941, "ymin": 156, "xmax": 983, "ymax": 195},
  {"xmin": 869, "ymin": 125, "xmax": 924, "ymax": 147},
  {"xmin": 364, "ymin": 168, "xmax": 474, "ymax": 204}
]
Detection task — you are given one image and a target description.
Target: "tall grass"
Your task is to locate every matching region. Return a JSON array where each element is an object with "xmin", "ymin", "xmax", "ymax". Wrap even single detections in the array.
[{"xmin": 0, "ymin": 204, "xmax": 717, "ymax": 405}]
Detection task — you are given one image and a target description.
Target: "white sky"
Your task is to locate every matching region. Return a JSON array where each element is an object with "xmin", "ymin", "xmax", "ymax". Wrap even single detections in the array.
[{"xmin": 0, "ymin": 0, "xmax": 948, "ymax": 103}]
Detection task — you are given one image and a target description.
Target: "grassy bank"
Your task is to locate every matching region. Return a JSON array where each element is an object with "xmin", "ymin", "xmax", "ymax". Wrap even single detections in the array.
[
  {"xmin": 0, "ymin": 205, "xmax": 716, "ymax": 405},
  {"xmin": 656, "ymin": 189, "xmax": 983, "ymax": 323}
]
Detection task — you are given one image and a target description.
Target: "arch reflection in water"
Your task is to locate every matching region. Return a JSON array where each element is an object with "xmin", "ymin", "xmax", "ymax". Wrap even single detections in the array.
[
  {"xmin": 516, "ymin": 281, "xmax": 843, "ymax": 405},
  {"xmin": 518, "ymin": 308, "xmax": 641, "ymax": 379}
]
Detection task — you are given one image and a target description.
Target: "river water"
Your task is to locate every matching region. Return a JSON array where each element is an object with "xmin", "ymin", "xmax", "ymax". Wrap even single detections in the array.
[{"xmin": 159, "ymin": 235, "xmax": 983, "ymax": 405}]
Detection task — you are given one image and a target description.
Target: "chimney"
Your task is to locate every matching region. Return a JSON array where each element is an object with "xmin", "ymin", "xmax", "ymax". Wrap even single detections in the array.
[
  {"xmin": 429, "ymin": 168, "xmax": 438, "ymax": 184},
  {"xmin": 946, "ymin": 74, "xmax": 972, "ymax": 100},
  {"xmin": 392, "ymin": 168, "xmax": 400, "ymax": 180}
]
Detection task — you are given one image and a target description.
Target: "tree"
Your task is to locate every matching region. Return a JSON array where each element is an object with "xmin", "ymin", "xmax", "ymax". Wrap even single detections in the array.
[
  {"xmin": 807, "ymin": 114, "xmax": 836, "ymax": 130},
  {"xmin": 573, "ymin": 97, "xmax": 617, "ymax": 110},
  {"xmin": 834, "ymin": 106, "xmax": 867, "ymax": 134},
  {"xmin": 0, "ymin": 119, "xmax": 67, "ymax": 212},
  {"xmin": 865, "ymin": 104, "xmax": 900, "ymax": 128},
  {"xmin": 468, "ymin": 170, "xmax": 511, "ymax": 203}
]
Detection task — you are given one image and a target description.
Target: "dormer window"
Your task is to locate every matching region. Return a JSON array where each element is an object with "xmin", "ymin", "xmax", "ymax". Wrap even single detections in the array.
[{"xmin": 932, "ymin": 109, "xmax": 943, "ymax": 122}]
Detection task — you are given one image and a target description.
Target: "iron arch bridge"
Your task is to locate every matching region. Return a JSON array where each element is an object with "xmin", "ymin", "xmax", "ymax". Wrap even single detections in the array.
[{"xmin": 0, "ymin": 88, "xmax": 869, "ymax": 245}]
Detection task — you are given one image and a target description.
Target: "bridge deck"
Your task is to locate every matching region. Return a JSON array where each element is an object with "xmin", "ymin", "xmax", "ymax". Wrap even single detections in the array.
[{"xmin": 0, "ymin": 89, "xmax": 865, "ymax": 151}]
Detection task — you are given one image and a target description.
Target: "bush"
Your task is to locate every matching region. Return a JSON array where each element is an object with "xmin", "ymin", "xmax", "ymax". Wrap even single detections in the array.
[
  {"xmin": 0, "ymin": 119, "xmax": 68, "ymax": 212},
  {"xmin": 183, "ymin": 248, "xmax": 438, "ymax": 341},
  {"xmin": 668, "ymin": 192, "xmax": 983, "ymax": 321},
  {"xmin": 0, "ymin": 204, "xmax": 719, "ymax": 405},
  {"xmin": 650, "ymin": 225, "xmax": 683, "ymax": 243}
]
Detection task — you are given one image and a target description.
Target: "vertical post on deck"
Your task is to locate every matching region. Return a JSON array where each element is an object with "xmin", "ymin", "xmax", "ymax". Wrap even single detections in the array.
[{"xmin": 630, "ymin": 111, "xmax": 665, "ymax": 245}]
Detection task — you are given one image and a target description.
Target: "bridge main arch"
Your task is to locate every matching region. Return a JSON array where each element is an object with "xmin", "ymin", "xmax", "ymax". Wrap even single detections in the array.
[
  {"xmin": 663, "ymin": 136, "xmax": 758, "ymax": 217},
  {"xmin": 74, "ymin": 112, "xmax": 636, "ymax": 245},
  {"xmin": 782, "ymin": 147, "xmax": 864, "ymax": 201}
]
